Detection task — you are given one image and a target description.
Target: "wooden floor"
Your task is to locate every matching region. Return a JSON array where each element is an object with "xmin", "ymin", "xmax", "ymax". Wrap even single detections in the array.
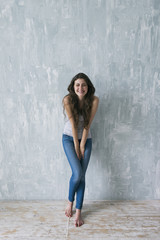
[{"xmin": 0, "ymin": 200, "xmax": 159, "ymax": 240}]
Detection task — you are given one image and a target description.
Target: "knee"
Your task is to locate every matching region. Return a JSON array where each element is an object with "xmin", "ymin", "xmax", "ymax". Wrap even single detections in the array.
[{"xmin": 73, "ymin": 169, "xmax": 82, "ymax": 184}]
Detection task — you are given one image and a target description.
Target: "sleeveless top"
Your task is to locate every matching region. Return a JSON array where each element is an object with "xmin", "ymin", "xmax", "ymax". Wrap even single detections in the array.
[{"xmin": 63, "ymin": 113, "xmax": 91, "ymax": 139}]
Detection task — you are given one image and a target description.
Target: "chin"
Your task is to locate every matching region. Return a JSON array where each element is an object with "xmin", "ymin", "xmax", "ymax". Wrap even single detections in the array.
[{"xmin": 78, "ymin": 94, "xmax": 86, "ymax": 98}]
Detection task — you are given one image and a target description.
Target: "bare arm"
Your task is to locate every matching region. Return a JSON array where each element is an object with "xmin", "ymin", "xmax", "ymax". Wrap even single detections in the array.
[
  {"xmin": 63, "ymin": 96, "xmax": 81, "ymax": 159},
  {"xmin": 80, "ymin": 96, "xmax": 99, "ymax": 157}
]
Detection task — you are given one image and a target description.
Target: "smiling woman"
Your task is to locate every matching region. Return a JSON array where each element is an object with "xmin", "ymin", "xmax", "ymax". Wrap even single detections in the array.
[
  {"xmin": 74, "ymin": 79, "xmax": 88, "ymax": 100},
  {"xmin": 62, "ymin": 73, "xmax": 99, "ymax": 227}
]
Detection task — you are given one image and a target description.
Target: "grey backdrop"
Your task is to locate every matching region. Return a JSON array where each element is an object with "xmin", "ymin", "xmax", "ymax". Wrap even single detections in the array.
[{"xmin": 0, "ymin": 0, "xmax": 160, "ymax": 200}]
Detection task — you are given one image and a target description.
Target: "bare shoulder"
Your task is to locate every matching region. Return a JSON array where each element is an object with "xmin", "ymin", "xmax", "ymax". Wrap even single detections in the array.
[
  {"xmin": 63, "ymin": 95, "xmax": 70, "ymax": 105},
  {"xmin": 93, "ymin": 96, "xmax": 99, "ymax": 105}
]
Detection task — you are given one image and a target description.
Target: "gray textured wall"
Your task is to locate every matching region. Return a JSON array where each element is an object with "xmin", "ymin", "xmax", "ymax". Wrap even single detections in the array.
[{"xmin": 0, "ymin": 0, "xmax": 160, "ymax": 200}]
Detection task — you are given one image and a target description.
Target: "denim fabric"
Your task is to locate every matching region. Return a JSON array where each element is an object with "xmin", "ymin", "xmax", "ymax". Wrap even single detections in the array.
[{"xmin": 62, "ymin": 134, "xmax": 92, "ymax": 209}]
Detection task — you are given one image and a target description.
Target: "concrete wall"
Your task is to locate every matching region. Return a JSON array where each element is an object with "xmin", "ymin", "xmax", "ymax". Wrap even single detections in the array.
[{"xmin": 0, "ymin": 0, "xmax": 160, "ymax": 200}]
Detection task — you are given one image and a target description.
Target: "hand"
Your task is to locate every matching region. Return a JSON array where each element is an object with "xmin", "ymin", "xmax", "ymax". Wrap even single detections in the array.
[
  {"xmin": 74, "ymin": 143, "xmax": 81, "ymax": 160},
  {"xmin": 80, "ymin": 144, "xmax": 85, "ymax": 159}
]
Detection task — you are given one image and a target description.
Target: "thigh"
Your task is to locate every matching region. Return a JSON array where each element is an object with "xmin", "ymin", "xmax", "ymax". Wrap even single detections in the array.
[
  {"xmin": 62, "ymin": 134, "xmax": 81, "ymax": 173},
  {"xmin": 81, "ymin": 138, "xmax": 92, "ymax": 175}
]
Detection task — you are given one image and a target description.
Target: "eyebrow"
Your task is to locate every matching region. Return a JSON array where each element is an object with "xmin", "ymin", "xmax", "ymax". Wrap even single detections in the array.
[{"xmin": 75, "ymin": 83, "xmax": 87, "ymax": 85}]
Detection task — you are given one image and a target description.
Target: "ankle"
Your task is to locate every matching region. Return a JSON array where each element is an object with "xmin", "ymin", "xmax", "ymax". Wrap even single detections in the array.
[
  {"xmin": 68, "ymin": 200, "xmax": 73, "ymax": 206},
  {"xmin": 76, "ymin": 209, "xmax": 81, "ymax": 214}
]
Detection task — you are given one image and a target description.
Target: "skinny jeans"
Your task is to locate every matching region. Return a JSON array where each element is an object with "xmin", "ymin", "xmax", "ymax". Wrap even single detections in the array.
[{"xmin": 62, "ymin": 134, "xmax": 92, "ymax": 209}]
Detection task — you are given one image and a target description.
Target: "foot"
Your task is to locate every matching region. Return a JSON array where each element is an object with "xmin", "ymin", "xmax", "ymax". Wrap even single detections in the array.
[
  {"xmin": 65, "ymin": 200, "xmax": 73, "ymax": 217},
  {"xmin": 75, "ymin": 209, "xmax": 84, "ymax": 227}
]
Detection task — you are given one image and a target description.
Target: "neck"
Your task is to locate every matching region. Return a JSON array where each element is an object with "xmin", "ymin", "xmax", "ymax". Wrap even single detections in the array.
[{"xmin": 78, "ymin": 98, "xmax": 83, "ymax": 108}]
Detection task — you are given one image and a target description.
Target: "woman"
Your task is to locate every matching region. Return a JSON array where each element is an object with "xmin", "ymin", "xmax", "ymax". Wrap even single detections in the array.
[{"xmin": 62, "ymin": 73, "xmax": 99, "ymax": 227}]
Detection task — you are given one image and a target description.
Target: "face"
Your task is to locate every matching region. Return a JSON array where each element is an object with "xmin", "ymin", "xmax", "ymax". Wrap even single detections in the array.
[{"xmin": 74, "ymin": 78, "xmax": 88, "ymax": 100}]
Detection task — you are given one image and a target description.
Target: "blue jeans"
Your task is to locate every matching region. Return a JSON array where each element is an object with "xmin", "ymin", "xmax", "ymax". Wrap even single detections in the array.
[{"xmin": 62, "ymin": 134, "xmax": 92, "ymax": 209}]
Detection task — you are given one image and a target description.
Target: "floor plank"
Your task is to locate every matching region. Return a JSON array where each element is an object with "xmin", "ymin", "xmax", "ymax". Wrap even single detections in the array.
[{"xmin": 0, "ymin": 200, "xmax": 159, "ymax": 239}]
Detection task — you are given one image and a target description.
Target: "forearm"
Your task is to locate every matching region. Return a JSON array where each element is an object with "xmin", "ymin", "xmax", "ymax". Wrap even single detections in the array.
[
  {"xmin": 72, "ymin": 125, "xmax": 81, "ymax": 160},
  {"xmin": 80, "ymin": 96, "xmax": 99, "ymax": 147},
  {"xmin": 72, "ymin": 125, "xmax": 79, "ymax": 146},
  {"xmin": 63, "ymin": 97, "xmax": 79, "ymax": 146},
  {"xmin": 80, "ymin": 127, "xmax": 89, "ymax": 147}
]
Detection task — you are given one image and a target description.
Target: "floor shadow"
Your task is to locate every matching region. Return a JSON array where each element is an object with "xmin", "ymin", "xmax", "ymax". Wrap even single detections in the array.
[{"xmin": 82, "ymin": 201, "xmax": 114, "ymax": 220}]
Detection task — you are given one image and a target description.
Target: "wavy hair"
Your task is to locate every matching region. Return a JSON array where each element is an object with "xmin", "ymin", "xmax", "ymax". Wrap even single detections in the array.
[{"xmin": 63, "ymin": 73, "xmax": 95, "ymax": 129}]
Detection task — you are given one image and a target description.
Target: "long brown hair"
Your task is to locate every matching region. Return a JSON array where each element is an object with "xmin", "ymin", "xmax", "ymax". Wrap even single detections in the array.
[{"xmin": 63, "ymin": 73, "xmax": 95, "ymax": 129}]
